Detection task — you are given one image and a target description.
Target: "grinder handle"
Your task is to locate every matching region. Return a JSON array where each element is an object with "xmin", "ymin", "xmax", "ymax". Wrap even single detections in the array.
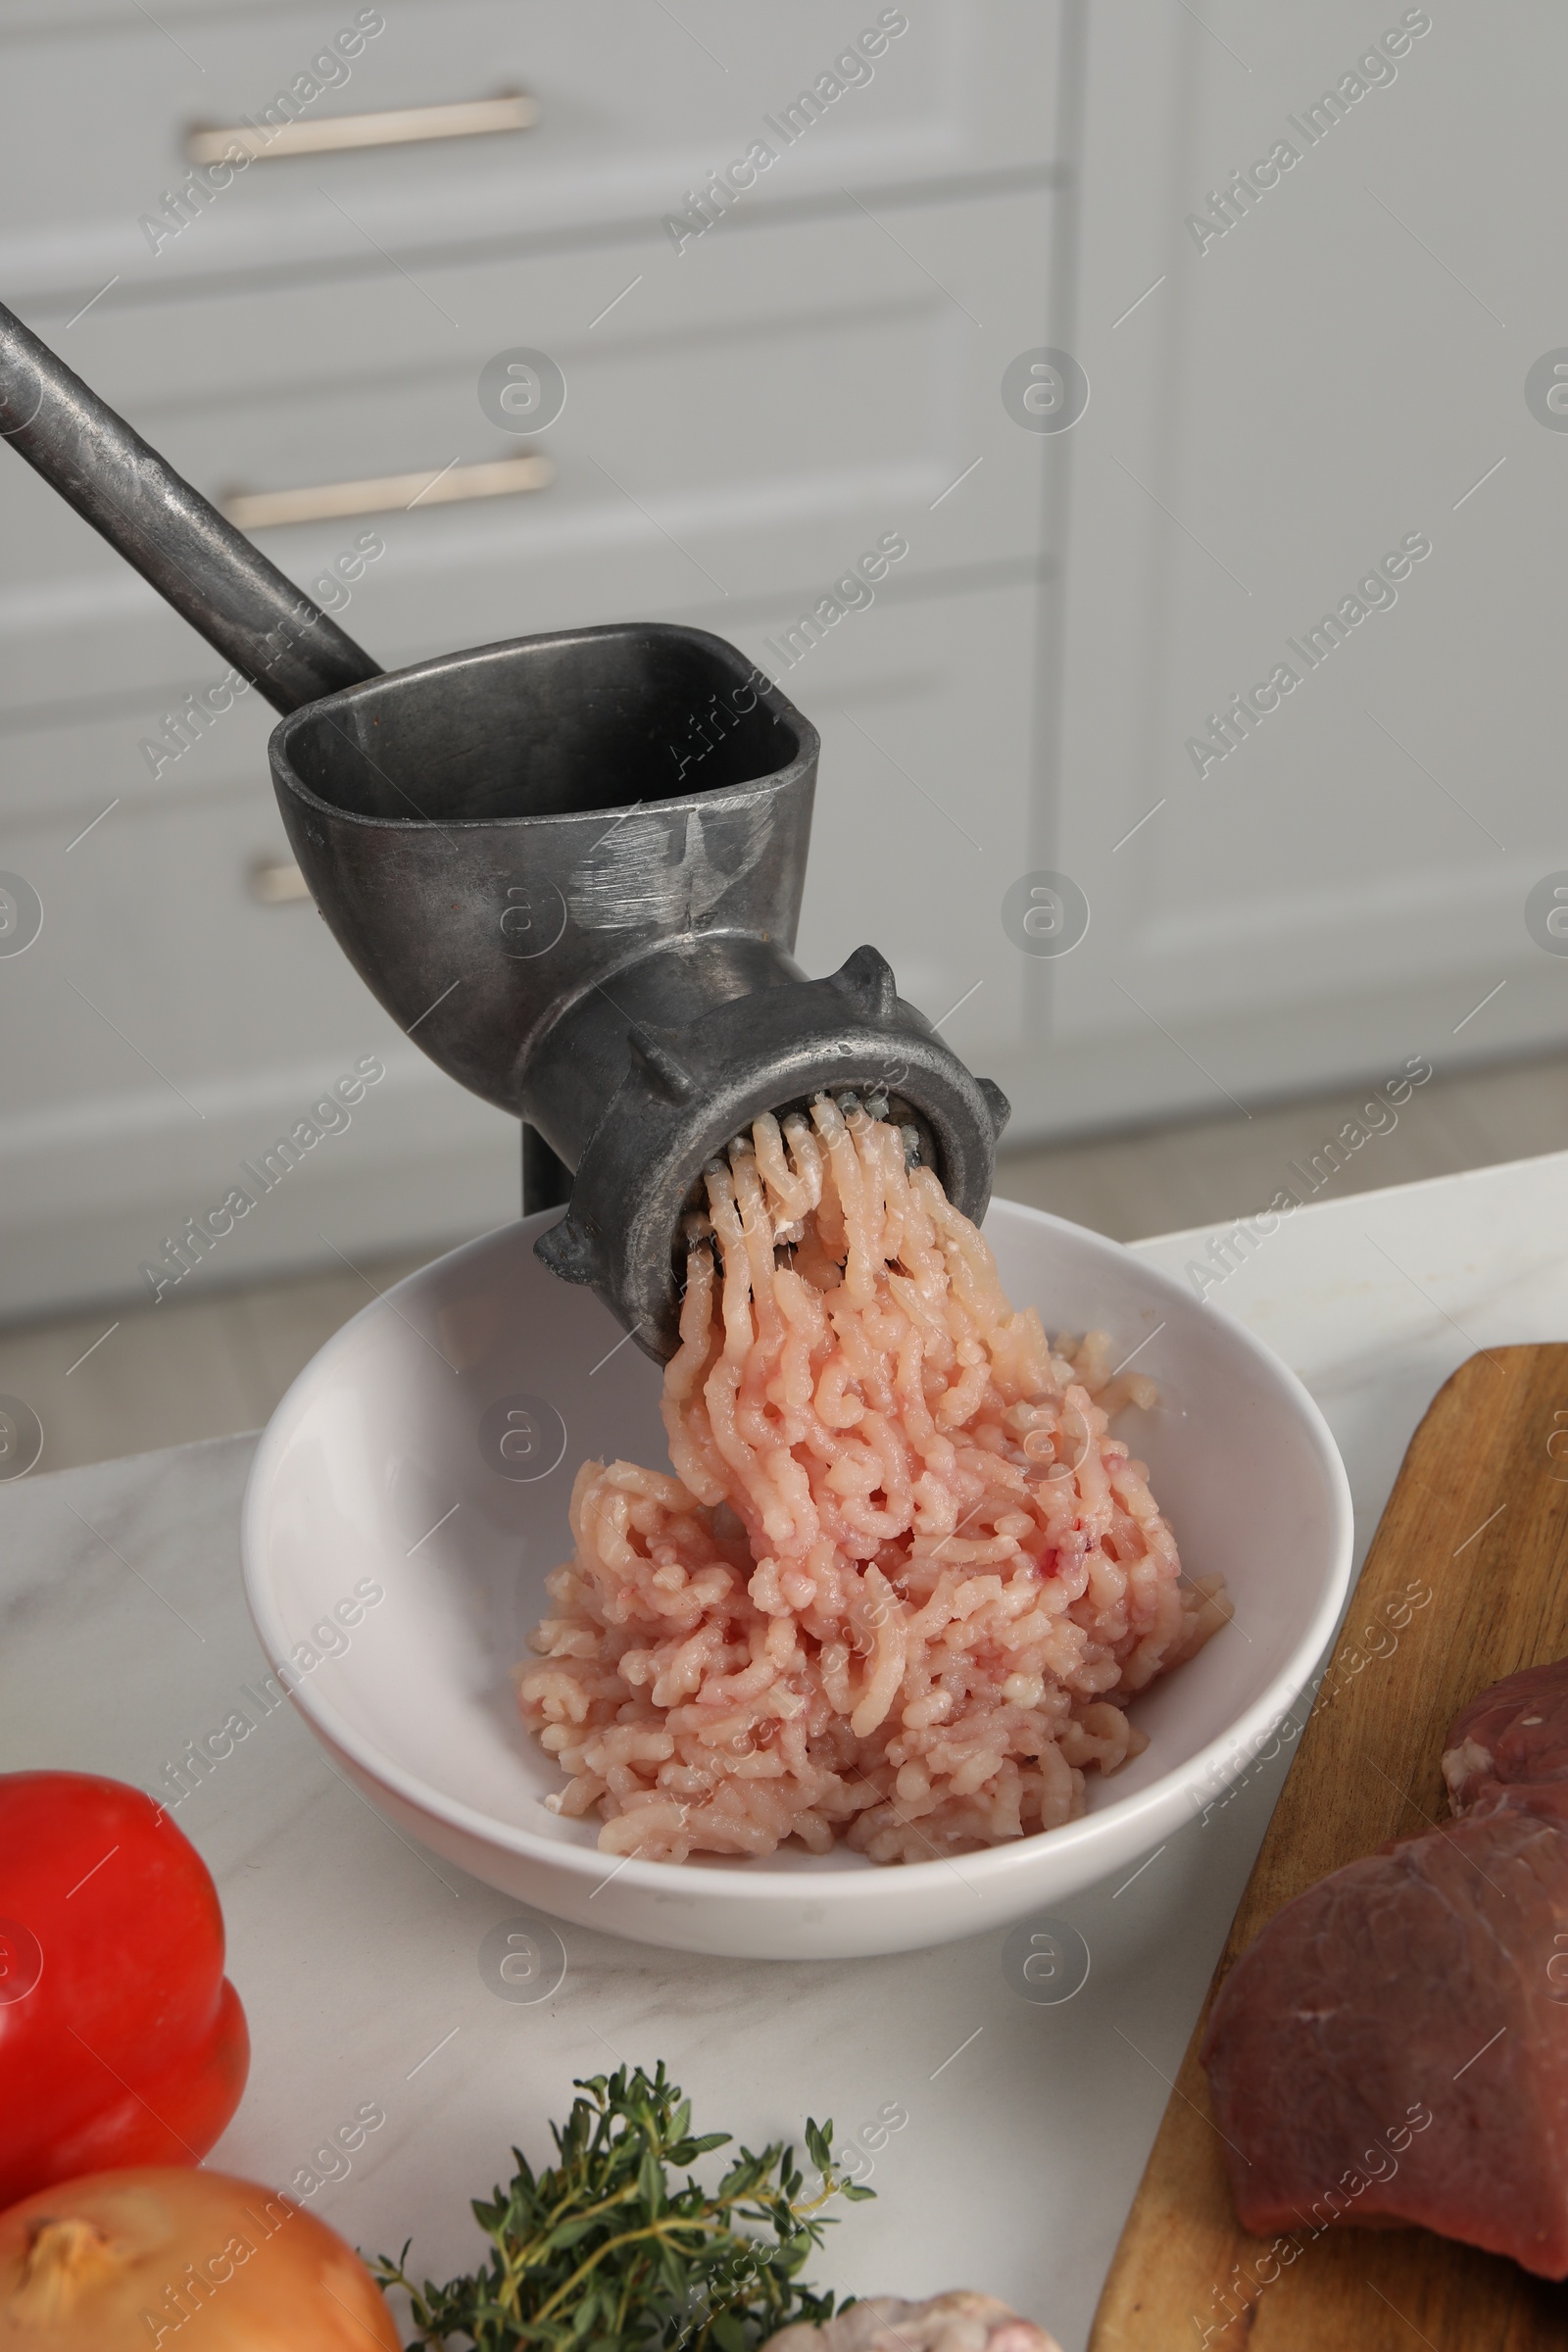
[{"xmin": 0, "ymin": 297, "xmax": 381, "ymax": 715}]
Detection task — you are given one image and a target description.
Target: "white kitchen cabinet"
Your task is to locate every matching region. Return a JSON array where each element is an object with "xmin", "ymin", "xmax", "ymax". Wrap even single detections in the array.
[
  {"xmin": 777, "ymin": 578, "xmax": 1046, "ymax": 1085},
  {"xmin": 1034, "ymin": 0, "xmax": 1568, "ymax": 1136},
  {"xmin": 0, "ymin": 185, "xmax": 1056, "ymax": 726},
  {"xmin": 0, "ymin": 0, "xmax": 1063, "ymax": 302},
  {"xmin": 12, "ymin": 0, "xmax": 1555, "ymax": 1323},
  {"xmin": 0, "ymin": 4, "xmax": 1073, "ymax": 1317}
]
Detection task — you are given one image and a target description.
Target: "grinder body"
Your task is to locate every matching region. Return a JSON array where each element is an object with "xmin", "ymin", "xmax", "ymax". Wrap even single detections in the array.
[
  {"xmin": 270, "ymin": 621, "xmax": 1008, "ymax": 1358},
  {"xmin": 0, "ymin": 302, "xmax": 1007, "ymax": 1344}
]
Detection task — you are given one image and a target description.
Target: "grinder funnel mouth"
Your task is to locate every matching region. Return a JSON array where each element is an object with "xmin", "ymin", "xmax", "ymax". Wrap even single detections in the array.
[
  {"xmin": 266, "ymin": 622, "xmax": 822, "ymax": 1128},
  {"xmin": 271, "ymin": 621, "xmax": 808, "ymax": 831}
]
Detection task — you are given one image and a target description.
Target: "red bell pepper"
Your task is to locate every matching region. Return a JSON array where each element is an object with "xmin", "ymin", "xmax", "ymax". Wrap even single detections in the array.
[{"xmin": 0, "ymin": 1770, "xmax": 248, "ymax": 2207}]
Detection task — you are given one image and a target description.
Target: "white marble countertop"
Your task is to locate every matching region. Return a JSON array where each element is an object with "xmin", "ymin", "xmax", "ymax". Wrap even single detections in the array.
[{"xmin": 4, "ymin": 1149, "xmax": 1566, "ymax": 2352}]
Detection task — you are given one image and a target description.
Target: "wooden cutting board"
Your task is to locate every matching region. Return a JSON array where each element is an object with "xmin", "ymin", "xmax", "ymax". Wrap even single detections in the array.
[{"xmin": 1090, "ymin": 1344, "xmax": 1568, "ymax": 2351}]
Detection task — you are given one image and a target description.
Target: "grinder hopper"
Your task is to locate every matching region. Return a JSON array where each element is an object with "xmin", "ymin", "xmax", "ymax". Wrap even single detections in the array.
[{"xmin": 1, "ymin": 301, "xmax": 1009, "ymax": 1358}]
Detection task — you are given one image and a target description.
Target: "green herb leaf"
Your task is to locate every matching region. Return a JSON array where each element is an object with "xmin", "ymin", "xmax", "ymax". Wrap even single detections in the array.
[{"xmin": 372, "ymin": 2066, "xmax": 873, "ymax": 2352}]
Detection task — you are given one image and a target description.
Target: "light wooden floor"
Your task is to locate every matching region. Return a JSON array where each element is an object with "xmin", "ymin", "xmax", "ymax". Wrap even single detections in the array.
[{"xmin": 5, "ymin": 1048, "xmax": 1564, "ymax": 1475}]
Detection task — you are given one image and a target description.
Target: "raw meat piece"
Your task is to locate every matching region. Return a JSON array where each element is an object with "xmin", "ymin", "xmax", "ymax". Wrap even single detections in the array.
[
  {"xmin": 1200, "ymin": 1669, "xmax": 1568, "ymax": 2279},
  {"xmin": 1443, "ymin": 1654, "xmax": 1568, "ymax": 1809}
]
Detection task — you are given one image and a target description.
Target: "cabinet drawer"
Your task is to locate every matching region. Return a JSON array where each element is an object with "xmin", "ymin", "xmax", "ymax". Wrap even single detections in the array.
[
  {"xmin": 0, "ymin": 784, "xmax": 387, "ymax": 1123},
  {"xmin": 0, "ymin": 764, "xmax": 515, "ymax": 1317},
  {"xmin": 0, "ymin": 0, "xmax": 1063, "ymax": 301},
  {"xmin": 762, "ymin": 576, "xmax": 1047, "ymax": 1079},
  {"xmin": 0, "ymin": 185, "xmax": 1058, "ymax": 726},
  {"xmin": 0, "ymin": 678, "xmax": 276, "ymax": 830}
]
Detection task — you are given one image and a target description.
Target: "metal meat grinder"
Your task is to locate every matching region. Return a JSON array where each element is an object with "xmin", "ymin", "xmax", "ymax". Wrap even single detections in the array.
[{"xmin": 0, "ymin": 300, "xmax": 1010, "ymax": 1359}]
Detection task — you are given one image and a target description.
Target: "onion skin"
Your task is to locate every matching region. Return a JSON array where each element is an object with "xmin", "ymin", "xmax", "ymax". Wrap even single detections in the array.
[{"xmin": 0, "ymin": 2168, "xmax": 401, "ymax": 2348}]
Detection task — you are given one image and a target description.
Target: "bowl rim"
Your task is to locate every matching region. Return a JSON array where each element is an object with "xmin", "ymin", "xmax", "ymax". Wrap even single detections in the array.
[{"xmin": 239, "ymin": 1199, "xmax": 1355, "ymax": 1906}]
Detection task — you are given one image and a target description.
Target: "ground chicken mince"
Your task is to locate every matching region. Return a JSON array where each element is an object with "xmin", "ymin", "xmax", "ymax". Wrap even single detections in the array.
[{"xmin": 517, "ymin": 1096, "xmax": 1227, "ymax": 1864}]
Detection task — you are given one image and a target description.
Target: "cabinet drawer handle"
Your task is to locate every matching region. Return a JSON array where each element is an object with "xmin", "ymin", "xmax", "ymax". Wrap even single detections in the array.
[
  {"xmin": 221, "ymin": 451, "xmax": 555, "ymax": 531},
  {"xmin": 249, "ymin": 858, "xmax": 311, "ymax": 905},
  {"xmin": 188, "ymin": 89, "xmax": 539, "ymax": 167}
]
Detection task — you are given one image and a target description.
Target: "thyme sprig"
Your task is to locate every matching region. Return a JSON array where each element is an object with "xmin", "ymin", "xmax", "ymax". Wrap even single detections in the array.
[{"xmin": 374, "ymin": 2061, "xmax": 873, "ymax": 2352}]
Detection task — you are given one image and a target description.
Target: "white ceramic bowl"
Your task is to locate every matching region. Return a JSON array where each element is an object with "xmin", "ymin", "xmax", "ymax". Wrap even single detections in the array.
[{"xmin": 240, "ymin": 1201, "xmax": 1352, "ymax": 1960}]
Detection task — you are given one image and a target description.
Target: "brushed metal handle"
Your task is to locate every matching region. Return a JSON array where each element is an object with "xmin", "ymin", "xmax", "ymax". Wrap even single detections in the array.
[
  {"xmin": 187, "ymin": 89, "xmax": 539, "ymax": 166},
  {"xmin": 221, "ymin": 451, "xmax": 556, "ymax": 532}
]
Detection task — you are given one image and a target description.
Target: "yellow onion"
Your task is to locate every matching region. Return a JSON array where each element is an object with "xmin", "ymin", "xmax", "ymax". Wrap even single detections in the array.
[{"xmin": 0, "ymin": 2167, "xmax": 400, "ymax": 2348}]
